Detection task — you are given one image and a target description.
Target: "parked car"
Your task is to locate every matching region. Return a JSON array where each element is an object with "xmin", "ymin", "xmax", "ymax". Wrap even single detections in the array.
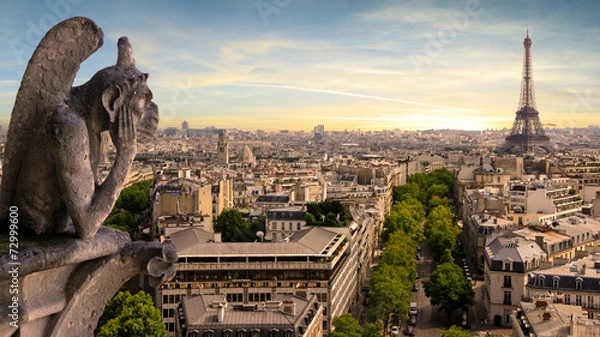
[
  {"xmin": 404, "ymin": 326, "xmax": 415, "ymax": 336},
  {"xmin": 409, "ymin": 317, "xmax": 417, "ymax": 326},
  {"xmin": 391, "ymin": 325, "xmax": 400, "ymax": 336},
  {"xmin": 409, "ymin": 302, "xmax": 418, "ymax": 316},
  {"xmin": 412, "ymin": 283, "xmax": 419, "ymax": 292},
  {"xmin": 415, "ymin": 253, "xmax": 421, "ymax": 260}
]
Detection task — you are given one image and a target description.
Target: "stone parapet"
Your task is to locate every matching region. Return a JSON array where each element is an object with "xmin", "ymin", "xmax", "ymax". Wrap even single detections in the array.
[{"xmin": 0, "ymin": 226, "xmax": 176, "ymax": 337}]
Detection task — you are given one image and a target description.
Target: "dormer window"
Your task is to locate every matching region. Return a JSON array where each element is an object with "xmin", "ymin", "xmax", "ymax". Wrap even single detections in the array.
[
  {"xmin": 503, "ymin": 259, "xmax": 513, "ymax": 271},
  {"xmin": 539, "ymin": 275, "xmax": 546, "ymax": 287},
  {"xmin": 576, "ymin": 278, "xmax": 583, "ymax": 290},
  {"xmin": 553, "ymin": 276, "xmax": 560, "ymax": 288}
]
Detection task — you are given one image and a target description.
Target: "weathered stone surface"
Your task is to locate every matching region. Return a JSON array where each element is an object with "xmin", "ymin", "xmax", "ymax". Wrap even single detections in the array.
[
  {"xmin": 0, "ymin": 226, "xmax": 176, "ymax": 337},
  {"xmin": 0, "ymin": 16, "xmax": 159, "ymax": 240},
  {"xmin": 0, "ymin": 17, "xmax": 173, "ymax": 337}
]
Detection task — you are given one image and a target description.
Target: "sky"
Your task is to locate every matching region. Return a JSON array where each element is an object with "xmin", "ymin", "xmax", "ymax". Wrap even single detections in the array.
[{"xmin": 0, "ymin": 0, "xmax": 598, "ymax": 132}]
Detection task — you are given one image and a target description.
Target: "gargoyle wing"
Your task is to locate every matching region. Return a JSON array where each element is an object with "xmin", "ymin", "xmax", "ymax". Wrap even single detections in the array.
[{"xmin": 0, "ymin": 17, "xmax": 104, "ymax": 218}]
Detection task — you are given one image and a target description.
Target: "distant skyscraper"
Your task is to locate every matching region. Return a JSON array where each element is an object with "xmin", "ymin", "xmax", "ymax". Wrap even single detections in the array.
[
  {"xmin": 217, "ymin": 129, "xmax": 229, "ymax": 166},
  {"xmin": 181, "ymin": 120, "xmax": 189, "ymax": 130},
  {"xmin": 502, "ymin": 30, "xmax": 550, "ymax": 153}
]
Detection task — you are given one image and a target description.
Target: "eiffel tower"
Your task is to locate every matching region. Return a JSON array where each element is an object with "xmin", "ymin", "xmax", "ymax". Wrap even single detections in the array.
[{"xmin": 502, "ymin": 30, "xmax": 550, "ymax": 153}]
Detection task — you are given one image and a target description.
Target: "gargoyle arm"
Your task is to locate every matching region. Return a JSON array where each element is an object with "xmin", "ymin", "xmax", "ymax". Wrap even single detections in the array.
[{"xmin": 51, "ymin": 112, "xmax": 134, "ymax": 240}]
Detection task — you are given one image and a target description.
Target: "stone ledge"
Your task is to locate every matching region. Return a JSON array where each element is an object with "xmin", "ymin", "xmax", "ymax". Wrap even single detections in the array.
[
  {"xmin": 0, "ymin": 226, "xmax": 176, "ymax": 337},
  {"xmin": 0, "ymin": 225, "xmax": 131, "ymax": 278}
]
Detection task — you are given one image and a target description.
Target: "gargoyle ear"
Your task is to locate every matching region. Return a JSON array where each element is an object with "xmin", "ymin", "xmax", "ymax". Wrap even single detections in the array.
[{"xmin": 101, "ymin": 85, "xmax": 122, "ymax": 123}]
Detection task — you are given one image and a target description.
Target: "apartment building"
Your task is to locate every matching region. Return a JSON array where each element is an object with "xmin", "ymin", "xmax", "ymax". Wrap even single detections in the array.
[
  {"xmin": 175, "ymin": 294, "xmax": 323, "ymax": 337},
  {"xmin": 158, "ymin": 226, "xmax": 356, "ymax": 335},
  {"xmin": 512, "ymin": 301, "xmax": 600, "ymax": 337},
  {"xmin": 525, "ymin": 254, "xmax": 600, "ymax": 320},
  {"xmin": 508, "ymin": 182, "xmax": 582, "ymax": 225},
  {"xmin": 484, "ymin": 235, "xmax": 547, "ymax": 326},
  {"xmin": 152, "ymin": 178, "xmax": 214, "ymax": 235},
  {"xmin": 512, "ymin": 216, "xmax": 599, "ymax": 263},
  {"xmin": 266, "ymin": 206, "xmax": 307, "ymax": 242}
]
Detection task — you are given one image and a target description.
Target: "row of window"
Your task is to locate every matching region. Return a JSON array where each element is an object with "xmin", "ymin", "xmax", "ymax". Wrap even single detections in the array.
[
  {"xmin": 163, "ymin": 291, "xmax": 328, "ymax": 307},
  {"xmin": 181, "ymin": 328, "xmax": 294, "ymax": 337},
  {"xmin": 533, "ymin": 276, "xmax": 585, "ymax": 290},
  {"xmin": 270, "ymin": 222, "xmax": 303, "ymax": 230}
]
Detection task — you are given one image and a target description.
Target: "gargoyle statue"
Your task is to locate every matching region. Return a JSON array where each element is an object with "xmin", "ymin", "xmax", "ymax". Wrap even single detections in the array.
[{"xmin": 0, "ymin": 16, "xmax": 159, "ymax": 240}]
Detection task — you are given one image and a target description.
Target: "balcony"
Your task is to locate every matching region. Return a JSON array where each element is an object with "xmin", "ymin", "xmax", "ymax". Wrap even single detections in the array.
[{"xmin": 503, "ymin": 283, "xmax": 512, "ymax": 288}]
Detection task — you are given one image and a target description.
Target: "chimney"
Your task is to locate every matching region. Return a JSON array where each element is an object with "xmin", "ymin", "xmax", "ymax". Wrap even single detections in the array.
[
  {"xmin": 217, "ymin": 304, "xmax": 225, "ymax": 322},
  {"xmin": 535, "ymin": 236, "xmax": 544, "ymax": 249},
  {"xmin": 281, "ymin": 300, "xmax": 296, "ymax": 316}
]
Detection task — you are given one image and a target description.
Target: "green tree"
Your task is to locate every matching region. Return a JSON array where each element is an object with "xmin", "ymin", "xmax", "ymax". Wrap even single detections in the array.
[
  {"xmin": 423, "ymin": 262, "xmax": 474, "ymax": 320},
  {"xmin": 306, "ymin": 202, "xmax": 323, "ymax": 220},
  {"xmin": 426, "ymin": 183, "xmax": 450, "ymax": 202},
  {"xmin": 214, "ymin": 209, "xmax": 250, "ymax": 242},
  {"xmin": 98, "ymin": 290, "xmax": 166, "ymax": 337},
  {"xmin": 324, "ymin": 212, "xmax": 339, "ymax": 227},
  {"xmin": 115, "ymin": 180, "xmax": 152, "ymax": 214},
  {"xmin": 105, "ymin": 210, "xmax": 136, "ymax": 237},
  {"xmin": 430, "ymin": 168, "xmax": 454, "ymax": 192},
  {"xmin": 330, "ymin": 313, "xmax": 363, "ymax": 337},
  {"xmin": 382, "ymin": 204, "xmax": 424, "ymax": 244},
  {"xmin": 424, "ymin": 205, "xmax": 460, "ymax": 261},
  {"xmin": 363, "ymin": 321, "xmax": 384, "ymax": 337},
  {"xmin": 393, "ymin": 182, "xmax": 421, "ymax": 203},
  {"xmin": 442, "ymin": 325, "xmax": 472, "ymax": 337}
]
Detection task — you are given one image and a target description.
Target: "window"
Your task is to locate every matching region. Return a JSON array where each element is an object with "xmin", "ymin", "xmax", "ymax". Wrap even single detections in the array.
[
  {"xmin": 539, "ymin": 276, "xmax": 545, "ymax": 287},
  {"xmin": 297, "ymin": 222, "xmax": 301, "ymax": 230},
  {"xmin": 237, "ymin": 330, "xmax": 246, "ymax": 337},
  {"xmin": 588, "ymin": 296, "xmax": 594, "ymax": 308},
  {"xmin": 576, "ymin": 295, "xmax": 582, "ymax": 306},
  {"xmin": 504, "ymin": 262, "xmax": 511, "ymax": 271},
  {"xmin": 223, "ymin": 330, "xmax": 233, "ymax": 337},
  {"xmin": 204, "ymin": 331, "xmax": 214, "ymax": 337},
  {"xmin": 576, "ymin": 278, "xmax": 583, "ymax": 290},
  {"xmin": 503, "ymin": 276, "xmax": 512, "ymax": 288},
  {"xmin": 252, "ymin": 330, "xmax": 260, "ymax": 337},
  {"xmin": 565, "ymin": 294, "xmax": 571, "ymax": 305},
  {"xmin": 270, "ymin": 329, "xmax": 279, "ymax": 337},
  {"xmin": 503, "ymin": 291, "xmax": 512, "ymax": 305},
  {"xmin": 553, "ymin": 277, "xmax": 560, "ymax": 288}
]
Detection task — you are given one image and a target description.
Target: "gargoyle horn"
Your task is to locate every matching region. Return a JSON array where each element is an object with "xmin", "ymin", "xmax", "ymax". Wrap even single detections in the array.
[{"xmin": 116, "ymin": 36, "xmax": 135, "ymax": 68}]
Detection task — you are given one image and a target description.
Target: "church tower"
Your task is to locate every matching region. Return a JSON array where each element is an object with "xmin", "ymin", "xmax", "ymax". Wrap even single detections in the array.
[{"xmin": 217, "ymin": 129, "xmax": 229, "ymax": 166}]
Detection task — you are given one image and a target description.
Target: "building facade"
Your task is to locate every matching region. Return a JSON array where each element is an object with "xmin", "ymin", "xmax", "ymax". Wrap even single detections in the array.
[{"xmin": 158, "ymin": 226, "xmax": 357, "ymax": 336}]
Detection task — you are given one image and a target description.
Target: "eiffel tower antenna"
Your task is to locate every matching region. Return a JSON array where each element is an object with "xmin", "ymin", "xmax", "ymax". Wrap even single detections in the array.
[{"xmin": 501, "ymin": 28, "xmax": 550, "ymax": 153}]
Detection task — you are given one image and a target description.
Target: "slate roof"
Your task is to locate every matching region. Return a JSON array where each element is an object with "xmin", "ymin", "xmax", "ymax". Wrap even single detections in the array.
[
  {"xmin": 486, "ymin": 236, "xmax": 546, "ymax": 272},
  {"xmin": 267, "ymin": 207, "xmax": 307, "ymax": 221},
  {"xmin": 171, "ymin": 226, "xmax": 340, "ymax": 258},
  {"xmin": 182, "ymin": 294, "xmax": 312, "ymax": 329}
]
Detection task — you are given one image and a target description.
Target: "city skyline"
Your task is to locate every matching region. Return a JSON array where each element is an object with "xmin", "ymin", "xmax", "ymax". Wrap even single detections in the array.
[{"xmin": 0, "ymin": 1, "xmax": 599, "ymax": 132}]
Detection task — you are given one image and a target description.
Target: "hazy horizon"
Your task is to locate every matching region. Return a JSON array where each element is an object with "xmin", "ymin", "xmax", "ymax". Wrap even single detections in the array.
[{"xmin": 1, "ymin": 1, "xmax": 598, "ymax": 132}]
